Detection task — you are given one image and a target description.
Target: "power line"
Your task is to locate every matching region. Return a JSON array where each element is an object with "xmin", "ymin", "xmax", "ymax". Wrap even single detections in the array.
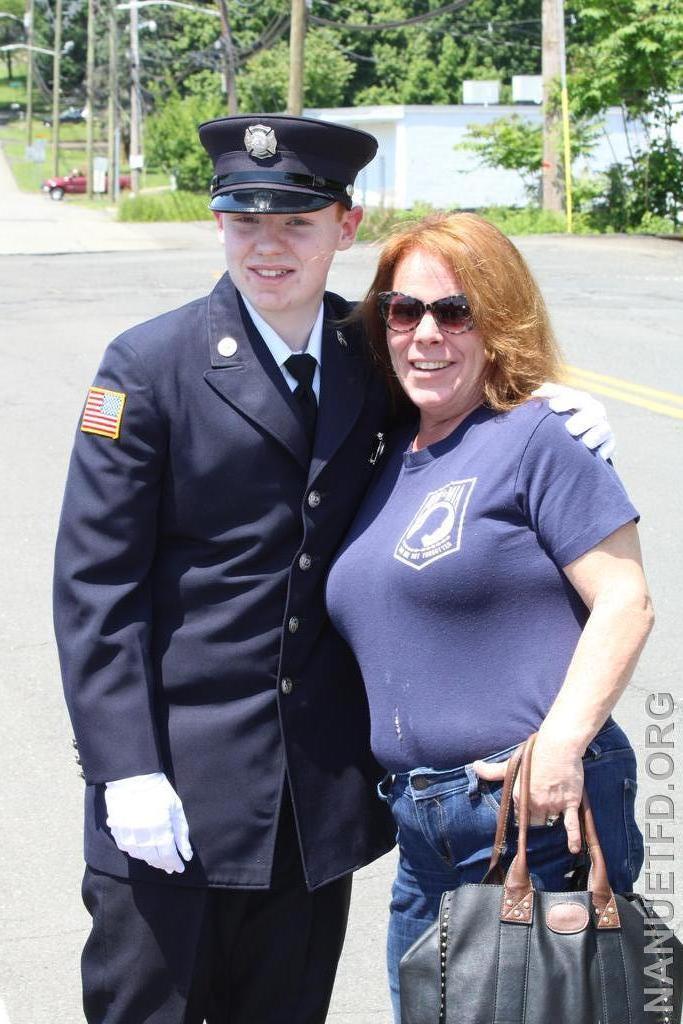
[
  {"xmin": 309, "ymin": 0, "xmax": 477, "ymax": 33},
  {"xmin": 326, "ymin": 37, "xmax": 377, "ymax": 63},
  {"xmin": 309, "ymin": 1, "xmax": 556, "ymax": 37},
  {"xmin": 474, "ymin": 33, "xmax": 541, "ymax": 52},
  {"xmin": 237, "ymin": 14, "xmax": 290, "ymax": 57}
]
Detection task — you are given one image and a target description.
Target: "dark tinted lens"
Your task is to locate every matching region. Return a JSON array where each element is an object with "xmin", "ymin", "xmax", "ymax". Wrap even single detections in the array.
[
  {"xmin": 434, "ymin": 295, "xmax": 471, "ymax": 330},
  {"xmin": 386, "ymin": 295, "xmax": 423, "ymax": 330}
]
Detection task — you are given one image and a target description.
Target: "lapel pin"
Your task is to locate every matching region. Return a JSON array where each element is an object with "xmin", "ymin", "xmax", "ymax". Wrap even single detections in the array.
[
  {"xmin": 336, "ymin": 330, "xmax": 348, "ymax": 348},
  {"xmin": 217, "ymin": 336, "xmax": 238, "ymax": 358},
  {"xmin": 369, "ymin": 432, "xmax": 385, "ymax": 466}
]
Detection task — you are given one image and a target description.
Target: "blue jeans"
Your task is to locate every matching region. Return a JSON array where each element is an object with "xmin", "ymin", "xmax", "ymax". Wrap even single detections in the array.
[{"xmin": 378, "ymin": 720, "xmax": 644, "ymax": 1023}]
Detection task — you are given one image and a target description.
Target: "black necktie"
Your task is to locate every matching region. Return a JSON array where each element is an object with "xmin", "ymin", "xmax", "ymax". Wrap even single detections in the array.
[{"xmin": 285, "ymin": 353, "xmax": 318, "ymax": 445}]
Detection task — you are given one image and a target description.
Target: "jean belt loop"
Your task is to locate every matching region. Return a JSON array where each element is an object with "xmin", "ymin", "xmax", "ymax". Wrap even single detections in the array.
[
  {"xmin": 585, "ymin": 737, "xmax": 602, "ymax": 760},
  {"xmin": 465, "ymin": 764, "xmax": 480, "ymax": 799},
  {"xmin": 377, "ymin": 772, "xmax": 393, "ymax": 801}
]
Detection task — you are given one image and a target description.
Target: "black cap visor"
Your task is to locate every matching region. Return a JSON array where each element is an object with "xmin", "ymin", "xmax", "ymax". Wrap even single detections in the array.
[{"xmin": 210, "ymin": 187, "xmax": 338, "ymax": 214}]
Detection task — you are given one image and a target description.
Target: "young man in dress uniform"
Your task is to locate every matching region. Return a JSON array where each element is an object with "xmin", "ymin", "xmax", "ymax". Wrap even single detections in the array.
[{"xmin": 53, "ymin": 114, "xmax": 614, "ymax": 1024}]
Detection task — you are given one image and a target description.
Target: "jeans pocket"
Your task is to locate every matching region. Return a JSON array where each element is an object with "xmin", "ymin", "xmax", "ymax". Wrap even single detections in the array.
[
  {"xmin": 623, "ymin": 777, "xmax": 645, "ymax": 884},
  {"xmin": 479, "ymin": 779, "xmax": 559, "ymax": 832},
  {"xmin": 479, "ymin": 779, "xmax": 504, "ymax": 815}
]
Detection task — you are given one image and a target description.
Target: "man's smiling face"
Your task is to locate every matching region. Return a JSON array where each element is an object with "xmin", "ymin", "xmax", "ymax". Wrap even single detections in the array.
[{"xmin": 215, "ymin": 204, "xmax": 363, "ymax": 331}]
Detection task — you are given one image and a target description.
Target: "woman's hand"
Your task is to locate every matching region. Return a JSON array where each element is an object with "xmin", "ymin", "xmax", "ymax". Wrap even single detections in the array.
[{"xmin": 472, "ymin": 732, "xmax": 585, "ymax": 854}]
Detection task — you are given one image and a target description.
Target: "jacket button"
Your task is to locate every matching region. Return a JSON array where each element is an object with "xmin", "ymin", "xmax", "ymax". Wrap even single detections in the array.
[
  {"xmin": 288, "ymin": 616, "xmax": 300, "ymax": 634},
  {"xmin": 307, "ymin": 490, "xmax": 321, "ymax": 508},
  {"xmin": 298, "ymin": 553, "xmax": 312, "ymax": 571},
  {"xmin": 281, "ymin": 677, "xmax": 294, "ymax": 695}
]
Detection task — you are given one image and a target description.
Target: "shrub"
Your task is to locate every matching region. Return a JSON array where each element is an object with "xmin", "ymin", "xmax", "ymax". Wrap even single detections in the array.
[
  {"xmin": 633, "ymin": 211, "xmax": 677, "ymax": 235},
  {"xmin": 118, "ymin": 190, "xmax": 212, "ymax": 222},
  {"xmin": 145, "ymin": 92, "xmax": 224, "ymax": 193},
  {"xmin": 356, "ymin": 203, "xmax": 575, "ymax": 242}
]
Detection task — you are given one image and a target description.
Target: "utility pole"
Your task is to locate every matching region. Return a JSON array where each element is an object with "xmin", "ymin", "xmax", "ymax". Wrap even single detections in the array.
[
  {"xmin": 287, "ymin": 0, "xmax": 306, "ymax": 116},
  {"xmin": 541, "ymin": 0, "xmax": 562, "ymax": 212},
  {"xmin": 129, "ymin": 0, "xmax": 142, "ymax": 192},
  {"xmin": 215, "ymin": 0, "xmax": 237, "ymax": 115},
  {"xmin": 107, "ymin": 0, "xmax": 118, "ymax": 201},
  {"xmin": 557, "ymin": 0, "xmax": 573, "ymax": 232},
  {"xmin": 51, "ymin": 0, "xmax": 62, "ymax": 175},
  {"xmin": 85, "ymin": 0, "xmax": 95, "ymax": 198},
  {"xmin": 24, "ymin": 0, "xmax": 34, "ymax": 147}
]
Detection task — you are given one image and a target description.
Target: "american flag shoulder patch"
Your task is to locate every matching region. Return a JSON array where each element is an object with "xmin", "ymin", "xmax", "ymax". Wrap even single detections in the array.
[{"xmin": 80, "ymin": 386, "xmax": 127, "ymax": 439}]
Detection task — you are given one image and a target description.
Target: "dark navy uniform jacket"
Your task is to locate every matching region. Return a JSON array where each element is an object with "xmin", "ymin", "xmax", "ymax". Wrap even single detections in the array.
[{"xmin": 53, "ymin": 272, "xmax": 396, "ymax": 890}]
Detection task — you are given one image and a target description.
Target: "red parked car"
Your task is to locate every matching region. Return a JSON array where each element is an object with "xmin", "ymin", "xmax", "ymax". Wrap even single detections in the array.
[{"xmin": 41, "ymin": 169, "xmax": 132, "ymax": 200}]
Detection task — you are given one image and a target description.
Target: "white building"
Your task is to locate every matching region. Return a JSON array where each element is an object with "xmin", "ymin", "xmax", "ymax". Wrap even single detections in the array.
[{"xmin": 304, "ymin": 102, "xmax": 652, "ymax": 209}]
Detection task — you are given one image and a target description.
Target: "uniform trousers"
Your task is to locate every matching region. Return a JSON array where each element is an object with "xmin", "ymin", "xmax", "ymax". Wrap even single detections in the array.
[{"xmin": 81, "ymin": 790, "xmax": 353, "ymax": 1024}]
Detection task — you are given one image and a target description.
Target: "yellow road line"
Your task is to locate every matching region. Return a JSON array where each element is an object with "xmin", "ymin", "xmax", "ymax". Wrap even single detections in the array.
[
  {"xmin": 565, "ymin": 365, "xmax": 683, "ymax": 406},
  {"xmin": 564, "ymin": 367, "xmax": 683, "ymax": 420}
]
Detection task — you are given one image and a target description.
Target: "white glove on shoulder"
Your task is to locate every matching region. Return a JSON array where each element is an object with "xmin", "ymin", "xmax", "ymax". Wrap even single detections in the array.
[
  {"xmin": 533, "ymin": 382, "xmax": 616, "ymax": 460},
  {"xmin": 105, "ymin": 772, "xmax": 193, "ymax": 874}
]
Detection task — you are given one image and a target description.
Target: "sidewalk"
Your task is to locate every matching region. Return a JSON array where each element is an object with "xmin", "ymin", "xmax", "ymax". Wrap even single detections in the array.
[{"xmin": 0, "ymin": 143, "xmax": 215, "ymax": 255}]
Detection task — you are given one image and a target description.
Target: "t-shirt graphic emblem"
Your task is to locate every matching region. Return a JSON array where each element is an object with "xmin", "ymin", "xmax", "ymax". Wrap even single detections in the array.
[{"xmin": 394, "ymin": 478, "xmax": 476, "ymax": 571}]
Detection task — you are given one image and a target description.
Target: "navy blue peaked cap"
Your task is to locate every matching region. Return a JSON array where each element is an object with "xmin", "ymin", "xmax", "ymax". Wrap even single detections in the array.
[{"xmin": 198, "ymin": 114, "xmax": 378, "ymax": 213}]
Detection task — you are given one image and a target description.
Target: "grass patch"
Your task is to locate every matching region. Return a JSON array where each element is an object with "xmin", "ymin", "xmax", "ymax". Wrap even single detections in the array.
[
  {"xmin": 479, "ymin": 206, "xmax": 571, "ymax": 235},
  {"xmin": 0, "ymin": 119, "xmax": 92, "ymax": 188},
  {"xmin": 356, "ymin": 203, "xmax": 437, "ymax": 242},
  {"xmin": 356, "ymin": 203, "xmax": 681, "ymax": 239},
  {"xmin": 634, "ymin": 211, "xmax": 678, "ymax": 235},
  {"xmin": 115, "ymin": 196, "xmax": 579, "ymax": 231},
  {"xmin": 1, "ymin": 137, "xmax": 90, "ymax": 190},
  {"xmin": 118, "ymin": 190, "xmax": 211, "ymax": 222},
  {"xmin": 0, "ymin": 120, "xmax": 167, "ymax": 194},
  {"xmin": 357, "ymin": 203, "xmax": 588, "ymax": 241},
  {"xmin": 0, "ymin": 70, "xmax": 27, "ymax": 106}
]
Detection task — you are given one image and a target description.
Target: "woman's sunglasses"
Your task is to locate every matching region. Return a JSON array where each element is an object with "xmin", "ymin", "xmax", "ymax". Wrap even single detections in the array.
[{"xmin": 377, "ymin": 291, "xmax": 474, "ymax": 336}]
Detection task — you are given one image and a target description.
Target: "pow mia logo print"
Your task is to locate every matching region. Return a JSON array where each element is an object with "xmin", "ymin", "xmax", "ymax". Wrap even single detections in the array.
[{"xmin": 394, "ymin": 478, "xmax": 476, "ymax": 571}]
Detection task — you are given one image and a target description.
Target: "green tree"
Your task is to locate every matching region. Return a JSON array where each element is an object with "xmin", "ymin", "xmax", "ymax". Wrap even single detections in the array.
[
  {"xmin": 321, "ymin": 0, "xmax": 543, "ymax": 107},
  {"xmin": 458, "ymin": 113, "xmax": 599, "ymax": 200},
  {"xmin": 0, "ymin": 0, "xmax": 24, "ymax": 81},
  {"xmin": 567, "ymin": 0, "xmax": 683, "ymax": 119},
  {"xmin": 566, "ymin": 0, "xmax": 683, "ymax": 228},
  {"xmin": 236, "ymin": 29, "xmax": 355, "ymax": 112},
  {"xmin": 458, "ymin": 115, "xmax": 542, "ymax": 197},
  {"xmin": 145, "ymin": 90, "xmax": 223, "ymax": 190}
]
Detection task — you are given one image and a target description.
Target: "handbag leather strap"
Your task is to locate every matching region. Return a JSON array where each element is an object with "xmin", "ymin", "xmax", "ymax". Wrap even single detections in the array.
[
  {"xmin": 479, "ymin": 734, "xmax": 621, "ymax": 929},
  {"xmin": 482, "ymin": 742, "xmax": 525, "ymax": 885}
]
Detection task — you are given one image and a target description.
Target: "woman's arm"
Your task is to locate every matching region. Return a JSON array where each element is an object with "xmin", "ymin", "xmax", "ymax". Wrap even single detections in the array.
[{"xmin": 475, "ymin": 521, "xmax": 654, "ymax": 852}]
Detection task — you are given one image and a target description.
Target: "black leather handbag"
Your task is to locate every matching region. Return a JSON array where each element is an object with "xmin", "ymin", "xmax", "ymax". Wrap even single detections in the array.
[{"xmin": 399, "ymin": 734, "xmax": 682, "ymax": 1024}]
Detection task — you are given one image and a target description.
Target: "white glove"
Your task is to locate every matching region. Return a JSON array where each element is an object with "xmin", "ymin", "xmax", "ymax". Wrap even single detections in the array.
[
  {"xmin": 105, "ymin": 772, "xmax": 193, "ymax": 874},
  {"xmin": 533, "ymin": 382, "xmax": 616, "ymax": 460}
]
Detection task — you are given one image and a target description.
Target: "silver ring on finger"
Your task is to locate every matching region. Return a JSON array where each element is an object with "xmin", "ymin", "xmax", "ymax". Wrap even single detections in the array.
[{"xmin": 545, "ymin": 813, "xmax": 560, "ymax": 827}]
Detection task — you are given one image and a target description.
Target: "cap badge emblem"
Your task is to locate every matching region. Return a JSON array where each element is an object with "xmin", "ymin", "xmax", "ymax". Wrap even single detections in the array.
[{"xmin": 244, "ymin": 124, "xmax": 277, "ymax": 160}]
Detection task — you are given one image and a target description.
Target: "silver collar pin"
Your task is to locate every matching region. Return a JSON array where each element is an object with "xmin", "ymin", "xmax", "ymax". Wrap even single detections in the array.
[{"xmin": 369, "ymin": 432, "xmax": 385, "ymax": 466}]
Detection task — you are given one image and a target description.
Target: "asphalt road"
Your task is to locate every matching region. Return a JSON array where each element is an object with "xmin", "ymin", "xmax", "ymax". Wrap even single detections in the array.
[{"xmin": 1, "ymin": 234, "xmax": 681, "ymax": 1024}]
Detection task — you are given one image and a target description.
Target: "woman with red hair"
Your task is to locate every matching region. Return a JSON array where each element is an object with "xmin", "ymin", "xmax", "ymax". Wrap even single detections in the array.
[{"xmin": 326, "ymin": 213, "xmax": 653, "ymax": 1021}]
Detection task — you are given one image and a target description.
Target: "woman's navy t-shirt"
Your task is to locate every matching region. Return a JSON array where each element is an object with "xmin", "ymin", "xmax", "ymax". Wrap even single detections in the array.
[{"xmin": 325, "ymin": 400, "xmax": 638, "ymax": 772}]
